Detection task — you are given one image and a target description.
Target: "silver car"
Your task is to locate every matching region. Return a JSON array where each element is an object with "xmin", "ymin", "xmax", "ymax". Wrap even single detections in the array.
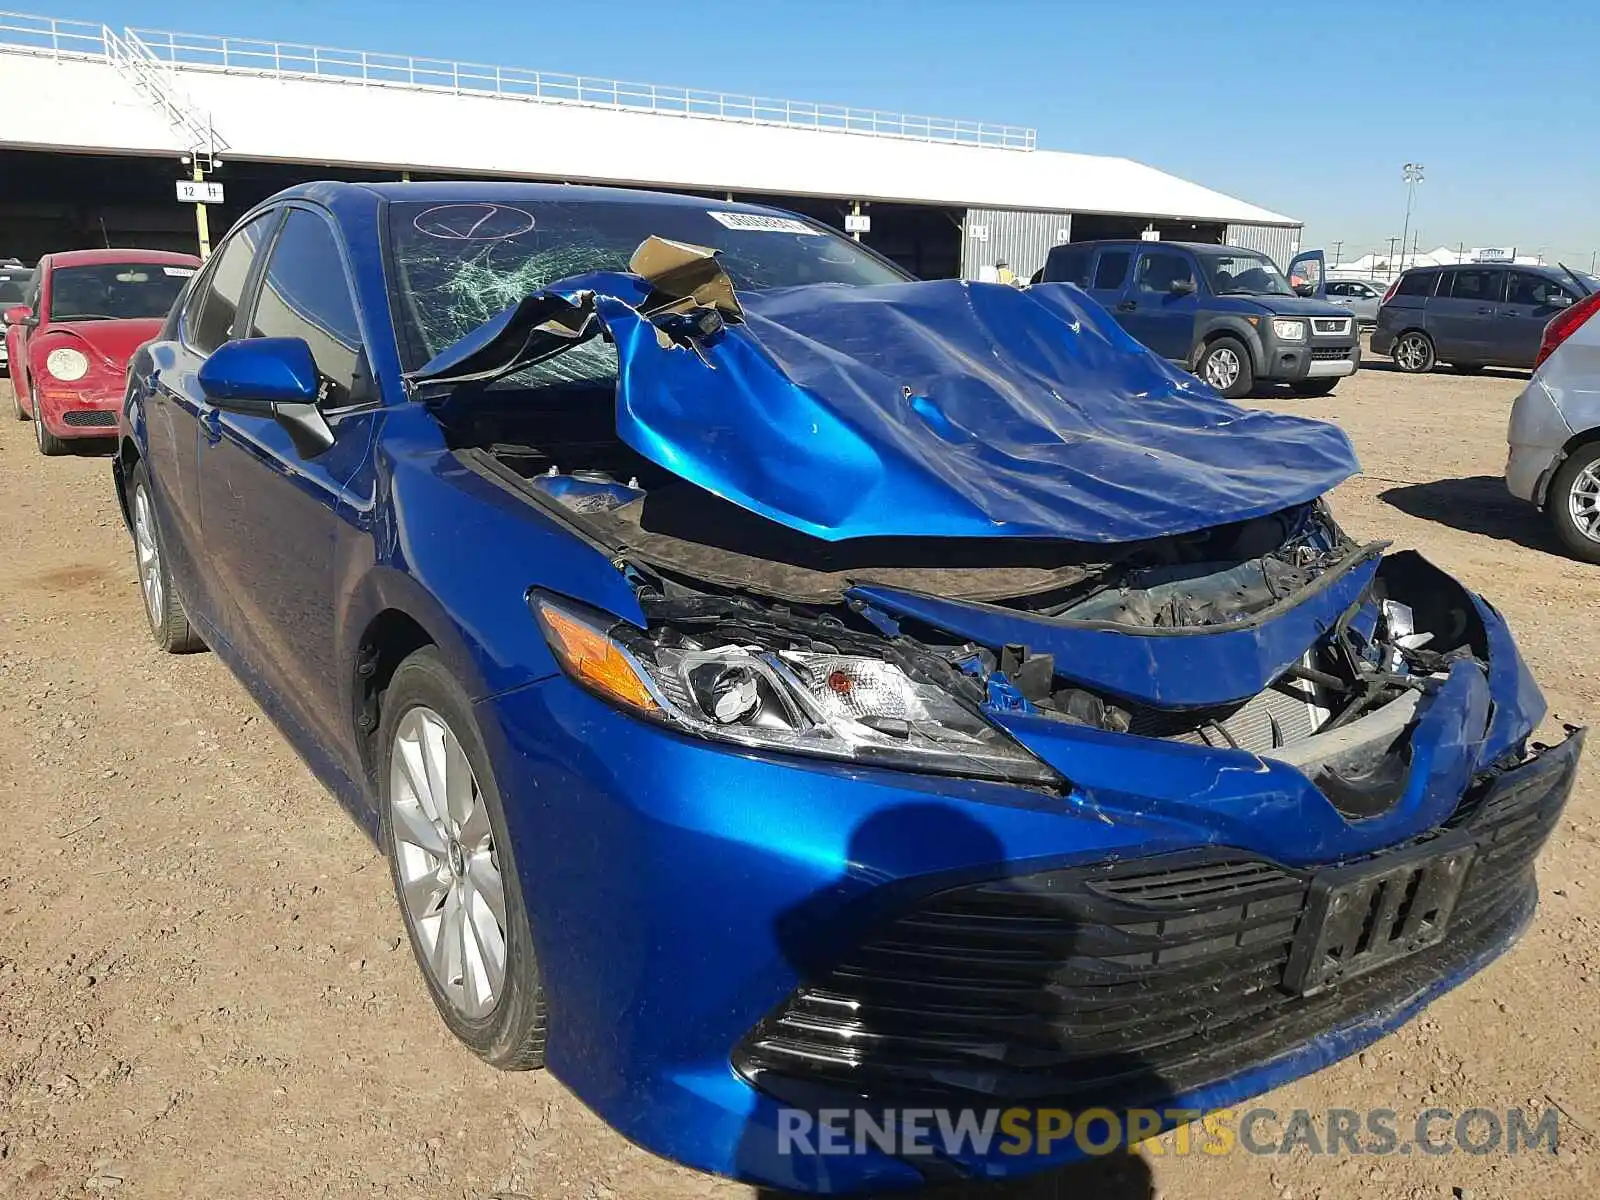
[
  {"xmin": 1325, "ymin": 278, "xmax": 1385, "ymax": 327},
  {"xmin": 1506, "ymin": 291, "xmax": 1600, "ymax": 562},
  {"xmin": 0, "ymin": 266, "xmax": 27, "ymax": 371}
]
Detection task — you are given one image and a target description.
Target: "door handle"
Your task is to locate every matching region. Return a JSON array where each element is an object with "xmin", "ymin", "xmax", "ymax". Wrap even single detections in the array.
[
  {"xmin": 1116, "ymin": 300, "xmax": 1137, "ymax": 312},
  {"xmin": 201, "ymin": 407, "xmax": 222, "ymax": 443}
]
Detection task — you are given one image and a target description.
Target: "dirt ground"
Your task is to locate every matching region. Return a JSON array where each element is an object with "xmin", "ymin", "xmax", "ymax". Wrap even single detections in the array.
[{"xmin": 0, "ymin": 360, "xmax": 1596, "ymax": 1200}]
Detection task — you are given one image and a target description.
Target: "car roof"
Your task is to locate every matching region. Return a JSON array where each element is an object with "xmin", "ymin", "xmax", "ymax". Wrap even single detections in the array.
[
  {"xmin": 45, "ymin": 248, "xmax": 203, "ymax": 268},
  {"xmin": 269, "ymin": 178, "xmax": 810, "ymax": 217},
  {"xmin": 1403, "ymin": 262, "xmax": 1558, "ymax": 275},
  {"xmin": 1054, "ymin": 240, "xmax": 1276, "ymax": 256}
]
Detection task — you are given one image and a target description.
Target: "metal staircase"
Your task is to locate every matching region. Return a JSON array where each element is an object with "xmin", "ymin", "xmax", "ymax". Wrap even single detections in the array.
[{"xmin": 102, "ymin": 24, "xmax": 226, "ymax": 168}]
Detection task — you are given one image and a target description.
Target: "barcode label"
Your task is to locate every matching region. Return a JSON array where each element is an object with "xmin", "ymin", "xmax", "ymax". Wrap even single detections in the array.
[{"xmin": 706, "ymin": 211, "xmax": 822, "ymax": 235}]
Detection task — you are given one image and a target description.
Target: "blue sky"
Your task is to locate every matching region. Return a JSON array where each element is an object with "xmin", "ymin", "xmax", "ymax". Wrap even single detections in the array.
[{"xmin": 57, "ymin": 0, "xmax": 1600, "ymax": 266}]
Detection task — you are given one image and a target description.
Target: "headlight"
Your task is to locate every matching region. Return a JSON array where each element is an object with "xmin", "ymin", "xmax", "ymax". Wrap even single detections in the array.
[
  {"xmin": 45, "ymin": 347, "xmax": 89, "ymax": 381},
  {"xmin": 1272, "ymin": 319, "xmax": 1306, "ymax": 342},
  {"xmin": 534, "ymin": 595, "xmax": 1059, "ymax": 787}
]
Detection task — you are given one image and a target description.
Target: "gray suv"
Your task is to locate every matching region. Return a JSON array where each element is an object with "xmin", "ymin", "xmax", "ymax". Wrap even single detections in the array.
[{"xmin": 1373, "ymin": 263, "xmax": 1598, "ymax": 373}]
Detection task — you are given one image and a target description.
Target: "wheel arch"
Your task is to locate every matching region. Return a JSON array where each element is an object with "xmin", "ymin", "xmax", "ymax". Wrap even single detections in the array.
[
  {"xmin": 112, "ymin": 434, "xmax": 141, "ymax": 532},
  {"xmin": 1539, "ymin": 426, "xmax": 1600, "ymax": 509},
  {"xmin": 1192, "ymin": 318, "xmax": 1265, "ymax": 373},
  {"xmin": 342, "ymin": 568, "xmax": 506, "ymax": 788}
]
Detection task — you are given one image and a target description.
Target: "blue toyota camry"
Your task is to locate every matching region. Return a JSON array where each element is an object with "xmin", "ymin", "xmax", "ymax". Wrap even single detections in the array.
[{"xmin": 115, "ymin": 181, "xmax": 1580, "ymax": 1192}]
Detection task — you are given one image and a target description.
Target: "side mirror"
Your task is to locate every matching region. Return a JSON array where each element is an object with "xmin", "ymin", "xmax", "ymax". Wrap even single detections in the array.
[
  {"xmin": 1293, "ymin": 281, "xmax": 1315, "ymax": 297},
  {"xmin": 197, "ymin": 337, "xmax": 335, "ymax": 458},
  {"xmin": 3, "ymin": 304, "xmax": 34, "ymax": 327},
  {"xmin": 1170, "ymin": 277, "xmax": 1197, "ymax": 296}
]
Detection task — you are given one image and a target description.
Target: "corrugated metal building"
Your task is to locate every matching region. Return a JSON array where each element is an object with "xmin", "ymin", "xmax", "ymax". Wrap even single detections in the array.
[
  {"xmin": 1226, "ymin": 224, "xmax": 1303, "ymax": 269},
  {"xmin": 0, "ymin": 13, "xmax": 1303, "ymax": 273},
  {"xmin": 961, "ymin": 209, "xmax": 1074, "ymax": 281}
]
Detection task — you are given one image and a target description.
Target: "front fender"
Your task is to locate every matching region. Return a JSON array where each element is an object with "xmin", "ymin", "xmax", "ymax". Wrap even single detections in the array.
[
  {"xmin": 1195, "ymin": 314, "xmax": 1268, "ymax": 373},
  {"xmin": 346, "ymin": 405, "xmax": 647, "ymax": 704}
]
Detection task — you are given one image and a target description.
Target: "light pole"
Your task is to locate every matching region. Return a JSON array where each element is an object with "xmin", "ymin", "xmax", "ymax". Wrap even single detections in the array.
[{"xmin": 1399, "ymin": 162, "xmax": 1424, "ymax": 274}]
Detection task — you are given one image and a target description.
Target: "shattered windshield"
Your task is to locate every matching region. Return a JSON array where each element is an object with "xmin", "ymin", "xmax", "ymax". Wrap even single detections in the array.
[
  {"xmin": 1202, "ymin": 252, "xmax": 1296, "ymax": 297},
  {"xmin": 385, "ymin": 199, "xmax": 909, "ymax": 379}
]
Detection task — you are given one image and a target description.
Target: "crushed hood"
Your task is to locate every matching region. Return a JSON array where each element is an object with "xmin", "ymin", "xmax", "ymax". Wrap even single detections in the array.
[{"xmin": 415, "ymin": 239, "xmax": 1359, "ymax": 544}]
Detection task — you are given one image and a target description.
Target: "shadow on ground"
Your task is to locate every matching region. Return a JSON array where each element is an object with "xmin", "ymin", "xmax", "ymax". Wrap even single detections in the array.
[
  {"xmin": 1358, "ymin": 359, "xmax": 1529, "ymax": 380},
  {"xmin": 755, "ymin": 1154, "xmax": 1155, "ymax": 1200},
  {"xmin": 47, "ymin": 435, "xmax": 118, "ymax": 458},
  {"xmin": 1379, "ymin": 474, "xmax": 1565, "ymax": 554}
]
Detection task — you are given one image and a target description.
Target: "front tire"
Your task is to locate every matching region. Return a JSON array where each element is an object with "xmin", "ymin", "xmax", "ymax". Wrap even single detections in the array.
[
  {"xmin": 34, "ymin": 391, "xmax": 68, "ymax": 455},
  {"xmin": 379, "ymin": 648, "xmax": 547, "ymax": 1070},
  {"xmin": 129, "ymin": 462, "xmax": 206, "ymax": 653},
  {"xmin": 1393, "ymin": 330, "xmax": 1436, "ymax": 374},
  {"xmin": 1547, "ymin": 443, "xmax": 1600, "ymax": 565},
  {"xmin": 1196, "ymin": 337, "xmax": 1255, "ymax": 399}
]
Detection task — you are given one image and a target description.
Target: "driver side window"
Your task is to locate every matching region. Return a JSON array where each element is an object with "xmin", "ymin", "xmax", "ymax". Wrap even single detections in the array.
[
  {"xmin": 1135, "ymin": 252, "xmax": 1194, "ymax": 295},
  {"xmin": 187, "ymin": 214, "xmax": 276, "ymax": 355},
  {"xmin": 246, "ymin": 209, "xmax": 369, "ymax": 409}
]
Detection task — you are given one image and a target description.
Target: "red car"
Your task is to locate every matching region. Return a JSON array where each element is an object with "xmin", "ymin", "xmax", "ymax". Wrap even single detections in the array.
[{"xmin": 4, "ymin": 249, "xmax": 200, "ymax": 454}]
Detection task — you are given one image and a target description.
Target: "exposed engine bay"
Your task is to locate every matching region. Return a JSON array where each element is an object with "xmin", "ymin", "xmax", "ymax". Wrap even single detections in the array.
[
  {"xmin": 422, "ymin": 238, "xmax": 1499, "ymax": 818},
  {"xmin": 448, "ymin": 379, "xmax": 1488, "ymax": 818}
]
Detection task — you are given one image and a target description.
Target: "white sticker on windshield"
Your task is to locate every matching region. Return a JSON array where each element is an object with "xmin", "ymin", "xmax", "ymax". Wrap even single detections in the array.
[
  {"xmin": 163, "ymin": 266, "xmax": 196, "ymax": 277},
  {"xmin": 706, "ymin": 211, "xmax": 822, "ymax": 236}
]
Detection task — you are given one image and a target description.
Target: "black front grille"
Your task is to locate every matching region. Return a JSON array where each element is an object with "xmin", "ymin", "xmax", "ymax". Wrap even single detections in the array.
[
  {"xmin": 735, "ymin": 733, "xmax": 1582, "ymax": 1110},
  {"xmin": 1311, "ymin": 346, "xmax": 1354, "ymax": 361},
  {"xmin": 61, "ymin": 410, "xmax": 116, "ymax": 428}
]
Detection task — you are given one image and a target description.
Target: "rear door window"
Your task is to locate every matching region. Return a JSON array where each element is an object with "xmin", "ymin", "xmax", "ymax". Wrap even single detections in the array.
[
  {"xmin": 1093, "ymin": 251, "xmax": 1131, "ymax": 290},
  {"xmin": 1445, "ymin": 268, "xmax": 1504, "ymax": 302}
]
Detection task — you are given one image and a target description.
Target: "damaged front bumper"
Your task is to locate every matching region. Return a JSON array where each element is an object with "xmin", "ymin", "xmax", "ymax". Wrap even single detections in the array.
[{"xmin": 470, "ymin": 550, "xmax": 1578, "ymax": 1193}]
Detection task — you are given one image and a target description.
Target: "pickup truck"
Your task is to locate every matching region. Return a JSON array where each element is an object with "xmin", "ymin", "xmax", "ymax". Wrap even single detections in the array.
[{"xmin": 1039, "ymin": 240, "xmax": 1360, "ymax": 398}]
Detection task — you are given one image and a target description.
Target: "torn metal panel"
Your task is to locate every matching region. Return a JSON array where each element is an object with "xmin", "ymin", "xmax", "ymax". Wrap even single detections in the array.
[{"xmin": 849, "ymin": 545, "xmax": 1384, "ymax": 708}]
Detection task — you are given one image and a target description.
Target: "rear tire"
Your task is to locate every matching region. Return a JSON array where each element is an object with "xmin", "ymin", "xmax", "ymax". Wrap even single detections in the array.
[
  {"xmin": 1393, "ymin": 330, "xmax": 1436, "ymax": 374},
  {"xmin": 1290, "ymin": 379, "xmax": 1340, "ymax": 397},
  {"xmin": 379, "ymin": 647, "xmax": 547, "ymax": 1070},
  {"xmin": 1196, "ymin": 336, "xmax": 1255, "ymax": 399},
  {"xmin": 129, "ymin": 461, "xmax": 206, "ymax": 653},
  {"xmin": 34, "ymin": 391, "xmax": 68, "ymax": 455},
  {"xmin": 1547, "ymin": 443, "xmax": 1600, "ymax": 565}
]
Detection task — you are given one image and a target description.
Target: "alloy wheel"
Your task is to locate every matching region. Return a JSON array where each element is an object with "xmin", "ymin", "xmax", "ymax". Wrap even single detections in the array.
[
  {"xmin": 1395, "ymin": 334, "xmax": 1431, "ymax": 372},
  {"xmin": 133, "ymin": 485, "xmax": 164, "ymax": 628},
  {"xmin": 389, "ymin": 705, "xmax": 507, "ymax": 1020},
  {"xmin": 1204, "ymin": 347, "xmax": 1241, "ymax": 391},
  {"xmin": 1570, "ymin": 461, "xmax": 1600, "ymax": 545}
]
